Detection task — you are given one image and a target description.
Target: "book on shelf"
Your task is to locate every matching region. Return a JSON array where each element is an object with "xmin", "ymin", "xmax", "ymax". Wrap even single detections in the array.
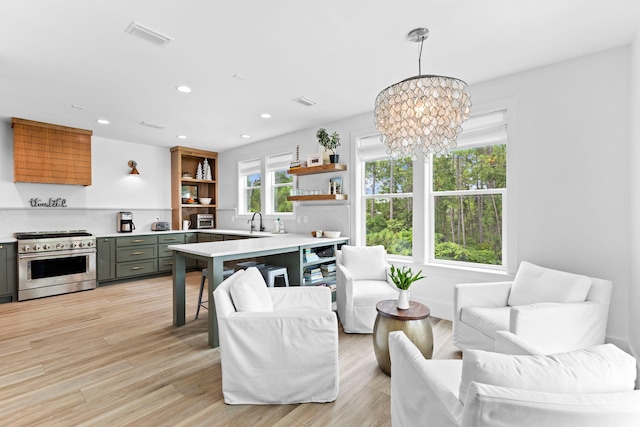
[
  {"xmin": 303, "ymin": 266, "xmax": 323, "ymax": 282},
  {"xmin": 303, "ymin": 248, "xmax": 320, "ymax": 262},
  {"xmin": 320, "ymin": 263, "xmax": 336, "ymax": 272}
]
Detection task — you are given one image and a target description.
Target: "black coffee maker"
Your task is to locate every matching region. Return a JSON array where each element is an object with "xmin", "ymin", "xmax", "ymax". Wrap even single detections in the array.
[{"xmin": 117, "ymin": 211, "xmax": 135, "ymax": 233}]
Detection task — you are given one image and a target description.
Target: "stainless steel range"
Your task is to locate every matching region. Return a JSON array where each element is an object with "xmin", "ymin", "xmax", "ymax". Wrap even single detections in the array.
[{"xmin": 15, "ymin": 230, "xmax": 96, "ymax": 301}]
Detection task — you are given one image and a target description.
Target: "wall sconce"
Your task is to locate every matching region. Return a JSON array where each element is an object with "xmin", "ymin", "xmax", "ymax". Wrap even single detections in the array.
[{"xmin": 128, "ymin": 160, "xmax": 140, "ymax": 175}]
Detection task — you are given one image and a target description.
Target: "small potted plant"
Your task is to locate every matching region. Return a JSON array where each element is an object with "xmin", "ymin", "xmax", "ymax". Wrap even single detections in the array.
[
  {"xmin": 388, "ymin": 265, "xmax": 426, "ymax": 309},
  {"xmin": 316, "ymin": 128, "xmax": 341, "ymax": 163}
]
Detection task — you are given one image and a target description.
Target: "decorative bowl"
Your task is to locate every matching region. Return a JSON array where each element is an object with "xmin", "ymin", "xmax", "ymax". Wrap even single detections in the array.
[
  {"xmin": 323, "ymin": 231, "xmax": 341, "ymax": 238},
  {"xmin": 199, "ymin": 197, "xmax": 212, "ymax": 205}
]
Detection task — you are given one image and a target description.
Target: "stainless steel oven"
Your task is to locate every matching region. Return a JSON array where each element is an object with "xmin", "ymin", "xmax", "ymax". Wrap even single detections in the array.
[{"xmin": 16, "ymin": 230, "xmax": 96, "ymax": 301}]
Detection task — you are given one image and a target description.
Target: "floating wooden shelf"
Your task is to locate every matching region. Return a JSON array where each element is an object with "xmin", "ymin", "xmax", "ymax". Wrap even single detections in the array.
[
  {"xmin": 287, "ymin": 194, "xmax": 348, "ymax": 201},
  {"xmin": 288, "ymin": 163, "xmax": 347, "ymax": 176},
  {"xmin": 180, "ymin": 178, "xmax": 217, "ymax": 184}
]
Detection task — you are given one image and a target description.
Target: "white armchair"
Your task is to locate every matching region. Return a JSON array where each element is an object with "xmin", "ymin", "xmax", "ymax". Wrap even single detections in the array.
[
  {"xmin": 213, "ymin": 267, "xmax": 339, "ymax": 404},
  {"xmin": 453, "ymin": 261, "xmax": 612, "ymax": 353},
  {"xmin": 389, "ymin": 331, "xmax": 640, "ymax": 427},
  {"xmin": 336, "ymin": 245, "xmax": 399, "ymax": 333}
]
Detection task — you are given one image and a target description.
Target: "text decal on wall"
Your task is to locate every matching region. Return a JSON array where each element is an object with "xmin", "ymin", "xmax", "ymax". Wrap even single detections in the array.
[{"xmin": 29, "ymin": 198, "xmax": 68, "ymax": 208}]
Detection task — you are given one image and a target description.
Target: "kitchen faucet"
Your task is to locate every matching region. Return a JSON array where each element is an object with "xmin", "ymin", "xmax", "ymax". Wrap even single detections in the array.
[{"xmin": 251, "ymin": 212, "xmax": 265, "ymax": 232}]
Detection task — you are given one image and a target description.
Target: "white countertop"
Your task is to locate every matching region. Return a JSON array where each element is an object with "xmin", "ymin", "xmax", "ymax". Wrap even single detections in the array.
[
  {"xmin": 94, "ymin": 228, "xmax": 277, "ymax": 239},
  {"xmin": 168, "ymin": 233, "xmax": 348, "ymax": 258}
]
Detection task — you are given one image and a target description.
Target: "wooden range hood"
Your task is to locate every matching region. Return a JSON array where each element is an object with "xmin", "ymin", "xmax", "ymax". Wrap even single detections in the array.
[{"xmin": 12, "ymin": 118, "xmax": 92, "ymax": 186}]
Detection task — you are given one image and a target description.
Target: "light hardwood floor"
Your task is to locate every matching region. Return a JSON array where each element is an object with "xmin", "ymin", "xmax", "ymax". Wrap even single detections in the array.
[{"xmin": 0, "ymin": 272, "xmax": 460, "ymax": 426}]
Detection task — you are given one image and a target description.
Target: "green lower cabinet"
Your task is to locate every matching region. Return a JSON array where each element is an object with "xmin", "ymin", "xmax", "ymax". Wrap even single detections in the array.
[
  {"xmin": 97, "ymin": 238, "xmax": 116, "ymax": 282},
  {"xmin": 0, "ymin": 243, "xmax": 17, "ymax": 303},
  {"xmin": 96, "ymin": 232, "xmax": 256, "ymax": 285},
  {"xmin": 158, "ymin": 257, "xmax": 175, "ymax": 273},
  {"xmin": 185, "ymin": 233, "xmax": 198, "ymax": 269},
  {"xmin": 115, "ymin": 245, "xmax": 157, "ymax": 263},
  {"xmin": 116, "ymin": 259, "xmax": 158, "ymax": 279}
]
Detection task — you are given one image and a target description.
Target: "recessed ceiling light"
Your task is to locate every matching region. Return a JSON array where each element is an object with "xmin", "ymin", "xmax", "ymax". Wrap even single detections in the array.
[
  {"xmin": 71, "ymin": 105, "xmax": 84, "ymax": 110},
  {"xmin": 240, "ymin": 134, "xmax": 251, "ymax": 139},
  {"xmin": 176, "ymin": 85, "xmax": 192, "ymax": 93},
  {"xmin": 96, "ymin": 119, "xmax": 109, "ymax": 124},
  {"xmin": 177, "ymin": 135, "xmax": 187, "ymax": 139},
  {"xmin": 232, "ymin": 74, "xmax": 247, "ymax": 81},
  {"xmin": 260, "ymin": 113, "xmax": 271, "ymax": 119}
]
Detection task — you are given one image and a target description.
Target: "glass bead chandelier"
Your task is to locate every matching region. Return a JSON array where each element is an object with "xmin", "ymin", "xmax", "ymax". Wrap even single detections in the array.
[{"xmin": 374, "ymin": 28, "xmax": 471, "ymax": 161}]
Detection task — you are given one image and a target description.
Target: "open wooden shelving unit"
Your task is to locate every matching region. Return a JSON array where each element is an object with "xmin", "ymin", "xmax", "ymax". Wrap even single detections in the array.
[
  {"xmin": 287, "ymin": 163, "xmax": 347, "ymax": 202},
  {"xmin": 170, "ymin": 146, "xmax": 218, "ymax": 230}
]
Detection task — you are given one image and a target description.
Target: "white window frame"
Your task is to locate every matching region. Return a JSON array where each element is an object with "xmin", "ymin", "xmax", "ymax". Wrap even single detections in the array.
[
  {"xmin": 265, "ymin": 152, "xmax": 294, "ymax": 216},
  {"xmin": 428, "ymin": 106, "xmax": 512, "ymax": 271},
  {"xmin": 356, "ymin": 135, "xmax": 415, "ymax": 261},
  {"xmin": 237, "ymin": 158, "xmax": 262, "ymax": 216},
  {"xmin": 353, "ymin": 98, "xmax": 517, "ymax": 273}
]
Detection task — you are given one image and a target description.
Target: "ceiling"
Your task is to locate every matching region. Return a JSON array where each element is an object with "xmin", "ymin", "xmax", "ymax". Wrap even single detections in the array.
[{"xmin": 1, "ymin": 1, "xmax": 639, "ymax": 153}]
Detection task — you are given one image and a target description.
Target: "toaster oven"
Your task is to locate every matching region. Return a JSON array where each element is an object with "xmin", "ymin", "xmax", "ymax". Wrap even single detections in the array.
[{"xmin": 191, "ymin": 213, "xmax": 215, "ymax": 229}]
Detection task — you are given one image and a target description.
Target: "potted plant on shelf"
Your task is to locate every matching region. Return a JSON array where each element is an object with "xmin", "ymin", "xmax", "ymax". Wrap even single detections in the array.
[
  {"xmin": 316, "ymin": 128, "xmax": 341, "ymax": 163},
  {"xmin": 388, "ymin": 265, "xmax": 426, "ymax": 310}
]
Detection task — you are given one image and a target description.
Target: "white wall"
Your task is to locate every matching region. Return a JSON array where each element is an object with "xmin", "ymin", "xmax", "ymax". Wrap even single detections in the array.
[
  {"xmin": 467, "ymin": 46, "xmax": 631, "ymax": 344},
  {"xmin": 629, "ymin": 29, "xmax": 640, "ymax": 361},
  {"xmin": 218, "ymin": 46, "xmax": 633, "ymax": 345},
  {"xmin": 216, "ymin": 113, "xmax": 373, "ymax": 236},
  {"xmin": 0, "ymin": 122, "xmax": 172, "ymax": 236}
]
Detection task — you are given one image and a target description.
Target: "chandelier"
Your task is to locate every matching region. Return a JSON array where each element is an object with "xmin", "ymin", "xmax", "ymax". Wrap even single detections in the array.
[{"xmin": 374, "ymin": 28, "xmax": 471, "ymax": 160}]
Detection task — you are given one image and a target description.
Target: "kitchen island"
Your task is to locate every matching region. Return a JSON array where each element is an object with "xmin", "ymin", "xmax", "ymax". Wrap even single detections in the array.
[{"xmin": 169, "ymin": 233, "xmax": 348, "ymax": 347}]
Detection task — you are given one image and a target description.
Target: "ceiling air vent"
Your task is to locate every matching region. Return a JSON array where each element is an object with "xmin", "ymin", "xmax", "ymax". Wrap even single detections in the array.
[
  {"xmin": 125, "ymin": 21, "xmax": 174, "ymax": 47},
  {"xmin": 139, "ymin": 121, "xmax": 166, "ymax": 130},
  {"xmin": 292, "ymin": 96, "xmax": 316, "ymax": 107}
]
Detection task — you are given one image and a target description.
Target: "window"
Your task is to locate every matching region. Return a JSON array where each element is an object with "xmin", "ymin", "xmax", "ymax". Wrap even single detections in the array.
[
  {"xmin": 358, "ymin": 136, "xmax": 414, "ymax": 257},
  {"xmin": 266, "ymin": 153, "xmax": 293, "ymax": 215},
  {"xmin": 238, "ymin": 159, "xmax": 261, "ymax": 214},
  {"xmin": 430, "ymin": 110, "xmax": 508, "ymax": 267},
  {"xmin": 364, "ymin": 158, "xmax": 414, "ymax": 256},
  {"xmin": 356, "ymin": 104, "xmax": 511, "ymax": 270}
]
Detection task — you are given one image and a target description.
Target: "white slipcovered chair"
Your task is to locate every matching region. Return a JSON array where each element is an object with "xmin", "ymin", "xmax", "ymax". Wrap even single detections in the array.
[
  {"xmin": 389, "ymin": 331, "xmax": 640, "ymax": 427},
  {"xmin": 335, "ymin": 245, "xmax": 399, "ymax": 333},
  {"xmin": 453, "ymin": 261, "xmax": 612, "ymax": 353},
  {"xmin": 212, "ymin": 267, "xmax": 339, "ymax": 404}
]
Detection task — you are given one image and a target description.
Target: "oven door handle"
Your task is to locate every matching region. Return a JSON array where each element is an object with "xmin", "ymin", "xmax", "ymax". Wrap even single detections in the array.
[{"xmin": 18, "ymin": 248, "xmax": 96, "ymax": 259}]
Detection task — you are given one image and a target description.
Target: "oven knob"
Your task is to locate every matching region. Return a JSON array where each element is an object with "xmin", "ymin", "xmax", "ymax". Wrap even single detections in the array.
[
  {"xmin": 22, "ymin": 245, "xmax": 30, "ymax": 252},
  {"xmin": 43, "ymin": 244, "xmax": 51, "ymax": 250},
  {"xmin": 87, "ymin": 241, "xmax": 94, "ymax": 247},
  {"xmin": 56, "ymin": 243, "xmax": 65, "ymax": 250},
  {"xmin": 70, "ymin": 242, "xmax": 78, "ymax": 248},
  {"xmin": 33, "ymin": 245, "xmax": 41, "ymax": 251},
  {"xmin": 79, "ymin": 242, "xmax": 86, "ymax": 248}
]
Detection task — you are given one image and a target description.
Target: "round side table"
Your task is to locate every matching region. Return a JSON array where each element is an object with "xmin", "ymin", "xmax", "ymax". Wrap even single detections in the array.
[{"xmin": 373, "ymin": 299, "xmax": 433, "ymax": 376}]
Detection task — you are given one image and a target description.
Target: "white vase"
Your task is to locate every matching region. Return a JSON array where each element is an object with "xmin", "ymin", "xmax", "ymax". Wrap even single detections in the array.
[{"xmin": 397, "ymin": 289, "xmax": 410, "ymax": 310}]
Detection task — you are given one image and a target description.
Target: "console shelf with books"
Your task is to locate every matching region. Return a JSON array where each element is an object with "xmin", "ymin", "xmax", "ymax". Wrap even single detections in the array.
[{"xmin": 301, "ymin": 244, "xmax": 341, "ymax": 299}]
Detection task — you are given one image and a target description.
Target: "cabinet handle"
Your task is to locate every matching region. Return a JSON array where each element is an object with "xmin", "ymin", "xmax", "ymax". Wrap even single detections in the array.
[
  {"xmin": 131, "ymin": 251, "xmax": 145, "ymax": 255},
  {"xmin": 164, "ymin": 262, "xmax": 174, "ymax": 266},
  {"xmin": 131, "ymin": 239, "xmax": 145, "ymax": 243},
  {"xmin": 164, "ymin": 238, "xmax": 177, "ymax": 241},
  {"xmin": 130, "ymin": 266, "xmax": 144, "ymax": 270}
]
